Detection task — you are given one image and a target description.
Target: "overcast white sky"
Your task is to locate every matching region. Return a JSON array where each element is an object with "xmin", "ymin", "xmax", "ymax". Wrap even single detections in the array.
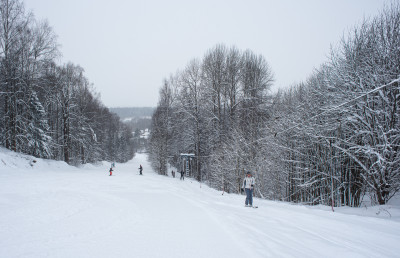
[{"xmin": 24, "ymin": 0, "xmax": 388, "ymax": 108}]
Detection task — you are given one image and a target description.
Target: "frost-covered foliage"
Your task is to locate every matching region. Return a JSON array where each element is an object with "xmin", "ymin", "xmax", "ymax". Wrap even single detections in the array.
[
  {"xmin": 0, "ymin": 0, "xmax": 133, "ymax": 164},
  {"xmin": 271, "ymin": 3, "xmax": 400, "ymax": 206},
  {"xmin": 150, "ymin": 3, "xmax": 400, "ymax": 206},
  {"xmin": 149, "ymin": 45, "xmax": 274, "ymax": 188}
]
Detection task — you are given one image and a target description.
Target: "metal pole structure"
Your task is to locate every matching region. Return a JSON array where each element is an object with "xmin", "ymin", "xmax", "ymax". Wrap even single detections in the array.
[
  {"xmin": 186, "ymin": 157, "xmax": 189, "ymax": 177},
  {"xmin": 180, "ymin": 153, "xmax": 195, "ymax": 179},
  {"xmin": 330, "ymin": 140, "xmax": 335, "ymax": 212}
]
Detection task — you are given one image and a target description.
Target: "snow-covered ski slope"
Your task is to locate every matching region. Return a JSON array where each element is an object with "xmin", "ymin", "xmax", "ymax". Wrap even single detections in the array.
[{"xmin": 1, "ymin": 148, "xmax": 400, "ymax": 258}]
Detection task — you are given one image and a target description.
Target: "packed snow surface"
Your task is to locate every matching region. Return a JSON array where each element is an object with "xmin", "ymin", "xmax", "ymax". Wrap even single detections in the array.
[{"xmin": 1, "ymin": 148, "xmax": 400, "ymax": 258}]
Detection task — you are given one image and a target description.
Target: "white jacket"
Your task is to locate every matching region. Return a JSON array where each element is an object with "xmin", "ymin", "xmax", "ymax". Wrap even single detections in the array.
[{"xmin": 242, "ymin": 176, "xmax": 255, "ymax": 189}]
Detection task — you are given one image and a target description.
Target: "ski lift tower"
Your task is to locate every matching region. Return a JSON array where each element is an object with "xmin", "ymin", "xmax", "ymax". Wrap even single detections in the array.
[{"xmin": 180, "ymin": 153, "xmax": 195, "ymax": 177}]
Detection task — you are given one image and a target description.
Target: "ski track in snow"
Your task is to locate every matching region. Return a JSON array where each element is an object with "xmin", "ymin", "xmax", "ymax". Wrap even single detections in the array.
[{"xmin": 1, "ymin": 151, "xmax": 400, "ymax": 258}]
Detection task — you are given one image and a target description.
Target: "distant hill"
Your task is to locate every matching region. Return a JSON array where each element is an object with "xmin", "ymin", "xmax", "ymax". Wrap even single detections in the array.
[
  {"xmin": 110, "ymin": 107, "xmax": 155, "ymax": 130},
  {"xmin": 110, "ymin": 107, "xmax": 155, "ymax": 120}
]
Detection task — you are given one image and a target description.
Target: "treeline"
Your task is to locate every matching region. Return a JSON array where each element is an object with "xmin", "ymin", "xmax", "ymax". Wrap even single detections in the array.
[
  {"xmin": 0, "ymin": 0, "xmax": 134, "ymax": 164},
  {"xmin": 149, "ymin": 3, "xmax": 400, "ymax": 206}
]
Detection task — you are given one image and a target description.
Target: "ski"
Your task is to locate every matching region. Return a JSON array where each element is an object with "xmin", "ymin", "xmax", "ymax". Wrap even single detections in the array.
[{"xmin": 244, "ymin": 205, "xmax": 258, "ymax": 208}]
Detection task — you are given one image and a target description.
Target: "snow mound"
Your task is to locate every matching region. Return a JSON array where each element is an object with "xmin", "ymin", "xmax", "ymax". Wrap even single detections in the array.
[{"xmin": 0, "ymin": 147, "xmax": 72, "ymax": 171}]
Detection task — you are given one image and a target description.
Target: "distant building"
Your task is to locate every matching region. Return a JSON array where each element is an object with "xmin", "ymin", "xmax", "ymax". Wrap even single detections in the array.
[
  {"xmin": 140, "ymin": 129, "xmax": 150, "ymax": 140},
  {"xmin": 133, "ymin": 128, "xmax": 150, "ymax": 152}
]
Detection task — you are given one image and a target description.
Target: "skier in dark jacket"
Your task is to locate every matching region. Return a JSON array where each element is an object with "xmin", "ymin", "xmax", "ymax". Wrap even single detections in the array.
[
  {"xmin": 139, "ymin": 165, "xmax": 143, "ymax": 175},
  {"xmin": 180, "ymin": 170, "xmax": 184, "ymax": 180},
  {"xmin": 109, "ymin": 167, "xmax": 113, "ymax": 176}
]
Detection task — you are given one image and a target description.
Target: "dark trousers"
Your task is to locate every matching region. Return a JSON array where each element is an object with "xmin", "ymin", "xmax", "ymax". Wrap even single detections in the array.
[{"xmin": 245, "ymin": 188, "xmax": 253, "ymax": 206}]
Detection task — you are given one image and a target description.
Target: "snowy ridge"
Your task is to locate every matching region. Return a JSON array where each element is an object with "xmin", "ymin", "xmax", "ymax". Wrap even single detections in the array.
[
  {"xmin": 0, "ymin": 147, "xmax": 73, "ymax": 170},
  {"xmin": 1, "ymin": 148, "xmax": 400, "ymax": 258}
]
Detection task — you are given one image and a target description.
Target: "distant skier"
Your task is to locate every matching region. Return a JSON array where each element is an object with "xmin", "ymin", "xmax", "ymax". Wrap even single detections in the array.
[
  {"xmin": 242, "ymin": 172, "xmax": 255, "ymax": 207},
  {"xmin": 109, "ymin": 167, "xmax": 113, "ymax": 176},
  {"xmin": 180, "ymin": 170, "xmax": 184, "ymax": 180},
  {"xmin": 139, "ymin": 165, "xmax": 143, "ymax": 175},
  {"xmin": 172, "ymin": 170, "xmax": 175, "ymax": 178}
]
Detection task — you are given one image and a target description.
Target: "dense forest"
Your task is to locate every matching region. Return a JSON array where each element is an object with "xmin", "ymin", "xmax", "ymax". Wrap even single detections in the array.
[
  {"xmin": 149, "ymin": 3, "xmax": 400, "ymax": 207},
  {"xmin": 0, "ymin": 0, "xmax": 134, "ymax": 164}
]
